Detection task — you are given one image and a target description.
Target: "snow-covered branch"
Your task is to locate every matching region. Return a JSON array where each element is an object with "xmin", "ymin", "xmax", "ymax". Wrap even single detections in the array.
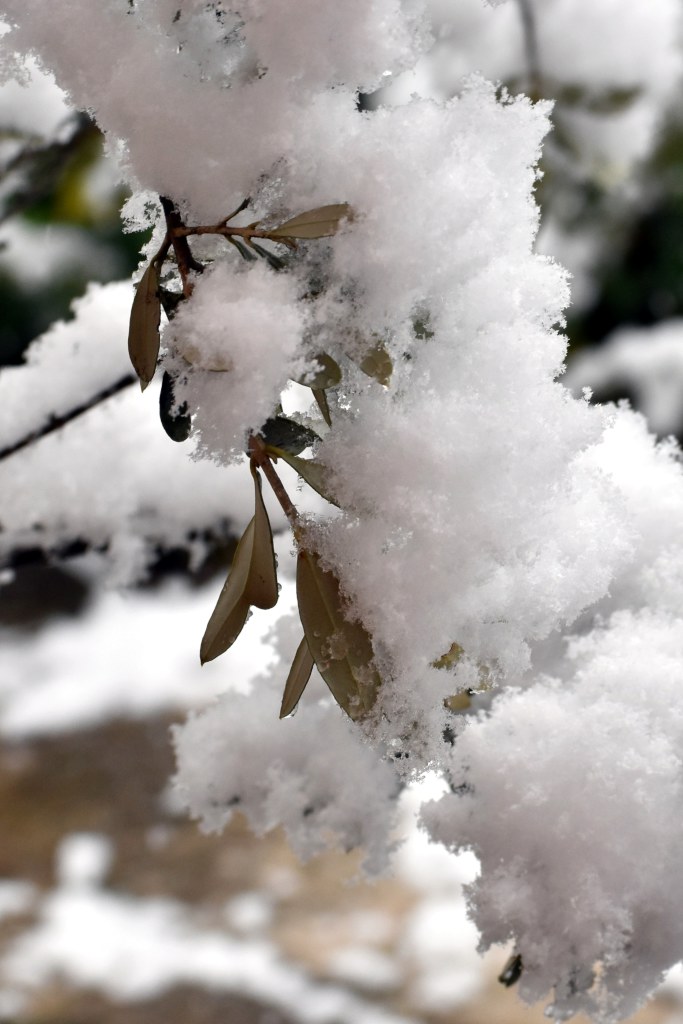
[{"xmin": 2, "ymin": 2, "xmax": 683, "ymax": 1021}]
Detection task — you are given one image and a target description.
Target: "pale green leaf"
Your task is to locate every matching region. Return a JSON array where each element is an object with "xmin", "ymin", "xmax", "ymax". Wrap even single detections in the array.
[
  {"xmin": 270, "ymin": 203, "xmax": 352, "ymax": 240},
  {"xmin": 200, "ymin": 466, "xmax": 278, "ymax": 663},
  {"xmin": 279, "ymin": 635, "xmax": 315, "ymax": 719},
  {"xmin": 128, "ymin": 261, "xmax": 161, "ymax": 390},
  {"xmin": 200, "ymin": 519, "xmax": 255, "ymax": 664},
  {"xmin": 296, "ymin": 548, "xmax": 380, "ymax": 720},
  {"xmin": 247, "ymin": 464, "xmax": 279, "ymax": 610}
]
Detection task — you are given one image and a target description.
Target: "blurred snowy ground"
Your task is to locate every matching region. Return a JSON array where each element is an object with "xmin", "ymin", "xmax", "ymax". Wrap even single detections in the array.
[{"xmin": 1, "ymin": 570, "xmax": 683, "ymax": 1024}]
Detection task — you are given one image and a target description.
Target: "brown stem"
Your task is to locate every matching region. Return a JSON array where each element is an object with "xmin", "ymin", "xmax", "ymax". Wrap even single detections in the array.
[
  {"xmin": 247, "ymin": 435, "xmax": 299, "ymax": 526},
  {"xmin": 173, "ymin": 223, "xmax": 297, "ymax": 251},
  {"xmin": 160, "ymin": 196, "xmax": 204, "ymax": 297}
]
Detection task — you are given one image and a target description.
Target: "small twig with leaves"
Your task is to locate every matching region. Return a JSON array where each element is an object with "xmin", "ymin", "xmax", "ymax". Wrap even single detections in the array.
[
  {"xmin": 125, "ymin": 196, "xmax": 482, "ymax": 725},
  {"xmin": 126, "ymin": 196, "xmax": 385, "ymax": 722}
]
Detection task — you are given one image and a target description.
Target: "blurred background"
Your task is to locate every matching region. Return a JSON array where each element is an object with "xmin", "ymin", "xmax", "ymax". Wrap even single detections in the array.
[{"xmin": 2, "ymin": 2, "xmax": 683, "ymax": 1023}]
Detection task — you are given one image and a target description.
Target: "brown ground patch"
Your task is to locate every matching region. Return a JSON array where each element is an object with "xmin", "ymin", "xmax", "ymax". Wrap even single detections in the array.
[{"xmin": 0, "ymin": 717, "xmax": 677, "ymax": 1024}]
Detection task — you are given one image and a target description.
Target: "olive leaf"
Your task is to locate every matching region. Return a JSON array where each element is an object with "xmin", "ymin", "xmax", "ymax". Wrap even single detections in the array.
[
  {"xmin": 358, "ymin": 342, "xmax": 393, "ymax": 386},
  {"xmin": 296, "ymin": 548, "xmax": 380, "ymax": 720},
  {"xmin": 245, "ymin": 463, "xmax": 279, "ymax": 609},
  {"xmin": 259, "ymin": 416, "xmax": 320, "ymax": 454},
  {"xmin": 296, "ymin": 353, "xmax": 342, "ymax": 390},
  {"xmin": 270, "ymin": 203, "xmax": 352, "ymax": 240},
  {"xmin": 312, "ymin": 387, "xmax": 332, "ymax": 426},
  {"xmin": 200, "ymin": 521, "xmax": 254, "ymax": 664},
  {"xmin": 200, "ymin": 465, "xmax": 278, "ymax": 664},
  {"xmin": 279, "ymin": 635, "xmax": 315, "ymax": 719},
  {"xmin": 159, "ymin": 370, "xmax": 192, "ymax": 442},
  {"xmin": 264, "ymin": 445, "xmax": 340, "ymax": 507},
  {"xmin": 128, "ymin": 260, "xmax": 162, "ymax": 390}
]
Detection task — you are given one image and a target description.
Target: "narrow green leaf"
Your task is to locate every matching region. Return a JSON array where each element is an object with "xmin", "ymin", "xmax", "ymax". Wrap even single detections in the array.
[
  {"xmin": 264, "ymin": 446, "xmax": 340, "ymax": 507},
  {"xmin": 200, "ymin": 519, "xmax": 256, "ymax": 664},
  {"xmin": 259, "ymin": 416, "xmax": 320, "ymax": 454},
  {"xmin": 312, "ymin": 388, "xmax": 332, "ymax": 426},
  {"xmin": 297, "ymin": 353, "xmax": 342, "ymax": 390},
  {"xmin": 227, "ymin": 236, "xmax": 258, "ymax": 261},
  {"xmin": 358, "ymin": 342, "xmax": 392, "ymax": 386},
  {"xmin": 128, "ymin": 261, "xmax": 161, "ymax": 390},
  {"xmin": 279, "ymin": 635, "xmax": 315, "ymax": 719},
  {"xmin": 270, "ymin": 203, "xmax": 352, "ymax": 240},
  {"xmin": 247, "ymin": 464, "xmax": 279, "ymax": 610},
  {"xmin": 296, "ymin": 548, "xmax": 380, "ymax": 720},
  {"xmin": 159, "ymin": 371, "xmax": 191, "ymax": 442},
  {"xmin": 248, "ymin": 240, "xmax": 286, "ymax": 271}
]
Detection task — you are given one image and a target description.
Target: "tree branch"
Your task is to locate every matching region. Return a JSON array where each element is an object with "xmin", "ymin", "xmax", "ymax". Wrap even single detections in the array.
[
  {"xmin": 0, "ymin": 372, "xmax": 136, "ymax": 463},
  {"xmin": 516, "ymin": 0, "xmax": 542, "ymax": 101}
]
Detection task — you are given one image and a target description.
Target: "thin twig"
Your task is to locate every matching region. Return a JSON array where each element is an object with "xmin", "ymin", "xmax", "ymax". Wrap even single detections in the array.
[
  {"xmin": 516, "ymin": 0, "xmax": 542, "ymax": 100},
  {"xmin": 0, "ymin": 372, "xmax": 136, "ymax": 463},
  {"xmin": 173, "ymin": 221, "xmax": 297, "ymax": 250},
  {"xmin": 160, "ymin": 195, "xmax": 204, "ymax": 297},
  {"xmin": 248, "ymin": 434, "xmax": 299, "ymax": 526}
]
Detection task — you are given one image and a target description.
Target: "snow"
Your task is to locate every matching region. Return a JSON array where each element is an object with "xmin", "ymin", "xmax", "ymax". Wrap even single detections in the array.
[
  {"xmin": 565, "ymin": 319, "xmax": 683, "ymax": 437},
  {"xmin": 1, "ymin": 837, "xmax": 418, "ymax": 1024},
  {"xmin": 0, "ymin": 573, "xmax": 297, "ymax": 737},
  {"xmin": 2, "ymin": 0, "xmax": 683, "ymax": 1020}
]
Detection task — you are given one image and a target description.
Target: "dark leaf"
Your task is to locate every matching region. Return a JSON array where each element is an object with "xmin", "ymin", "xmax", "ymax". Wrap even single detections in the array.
[
  {"xmin": 128, "ymin": 260, "xmax": 161, "ymax": 390},
  {"xmin": 227, "ymin": 236, "xmax": 258, "ymax": 261},
  {"xmin": 270, "ymin": 203, "xmax": 352, "ymax": 240},
  {"xmin": 312, "ymin": 387, "xmax": 332, "ymax": 426},
  {"xmin": 158, "ymin": 288, "xmax": 184, "ymax": 320},
  {"xmin": 296, "ymin": 548, "xmax": 380, "ymax": 720},
  {"xmin": 247, "ymin": 240, "xmax": 287, "ymax": 271},
  {"xmin": 279, "ymin": 635, "xmax": 315, "ymax": 718},
  {"xmin": 499, "ymin": 954, "xmax": 523, "ymax": 988},
  {"xmin": 259, "ymin": 416, "xmax": 320, "ymax": 454},
  {"xmin": 159, "ymin": 371, "xmax": 192, "ymax": 442}
]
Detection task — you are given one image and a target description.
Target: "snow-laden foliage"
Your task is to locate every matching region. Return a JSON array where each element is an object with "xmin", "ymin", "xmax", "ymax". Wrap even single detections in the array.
[{"xmin": 3, "ymin": 1, "xmax": 683, "ymax": 1021}]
